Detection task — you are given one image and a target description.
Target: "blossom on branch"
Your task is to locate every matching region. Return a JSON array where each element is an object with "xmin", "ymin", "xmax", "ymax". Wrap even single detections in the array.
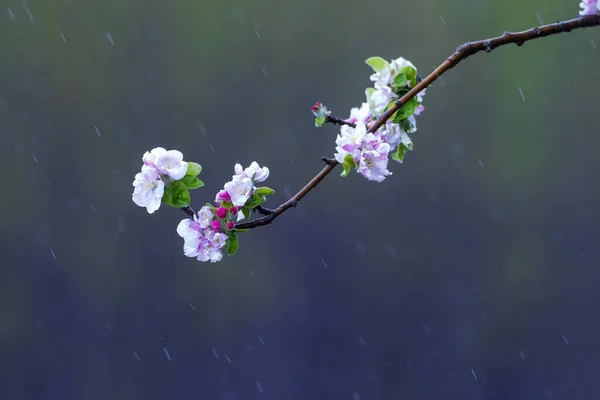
[
  {"xmin": 132, "ymin": 147, "xmax": 203, "ymax": 214},
  {"xmin": 143, "ymin": 147, "xmax": 188, "ymax": 180},
  {"xmin": 132, "ymin": 165, "xmax": 165, "ymax": 213},
  {"xmin": 177, "ymin": 216, "xmax": 228, "ymax": 263},
  {"xmin": 332, "ymin": 55, "xmax": 426, "ymax": 181}
]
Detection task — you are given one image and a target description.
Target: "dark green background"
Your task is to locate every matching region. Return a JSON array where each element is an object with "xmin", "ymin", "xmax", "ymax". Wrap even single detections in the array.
[{"xmin": 1, "ymin": 0, "xmax": 599, "ymax": 399}]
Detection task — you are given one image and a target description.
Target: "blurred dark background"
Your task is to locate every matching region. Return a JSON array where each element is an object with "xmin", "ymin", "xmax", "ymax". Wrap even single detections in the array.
[{"xmin": 1, "ymin": 0, "xmax": 600, "ymax": 399}]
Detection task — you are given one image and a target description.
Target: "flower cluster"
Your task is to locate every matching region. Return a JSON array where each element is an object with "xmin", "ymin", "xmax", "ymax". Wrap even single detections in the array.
[
  {"xmin": 217, "ymin": 162, "xmax": 270, "ymax": 209},
  {"xmin": 176, "ymin": 162, "xmax": 274, "ymax": 263},
  {"xmin": 132, "ymin": 147, "xmax": 190, "ymax": 213},
  {"xmin": 579, "ymin": 0, "xmax": 600, "ymax": 15},
  {"xmin": 316, "ymin": 56, "xmax": 426, "ymax": 182},
  {"xmin": 176, "ymin": 206, "xmax": 233, "ymax": 263}
]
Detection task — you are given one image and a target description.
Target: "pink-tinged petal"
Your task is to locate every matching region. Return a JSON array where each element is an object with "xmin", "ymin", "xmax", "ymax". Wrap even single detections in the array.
[
  {"xmin": 197, "ymin": 206, "xmax": 214, "ymax": 229},
  {"xmin": 234, "ymin": 163, "xmax": 244, "ymax": 176},
  {"xmin": 580, "ymin": 0, "xmax": 599, "ymax": 15},
  {"xmin": 224, "ymin": 175, "xmax": 253, "ymax": 207},
  {"xmin": 211, "ymin": 232, "xmax": 228, "ymax": 249},
  {"xmin": 207, "ymin": 248, "xmax": 223, "ymax": 263},
  {"xmin": 132, "ymin": 165, "xmax": 164, "ymax": 213},
  {"xmin": 215, "ymin": 190, "xmax": 232, "ymax": 203}
]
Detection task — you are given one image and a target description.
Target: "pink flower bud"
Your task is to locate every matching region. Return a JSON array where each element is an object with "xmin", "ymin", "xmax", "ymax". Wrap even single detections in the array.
[
  {"xmin": 216, "ymin": 207, "xmax": 227, "ymax": 219},
  {"xmin": 227, "ymin": 221, "xmax": 234, "ymax": 230},
  {"xmin": 229, "ymin": 206, "xmax": 238, "ymax": 214},
  {"xmin": 211, "ymin": 220, "xmax": 220, "ymax": 232},
  {"xmin": 215, "ymin": 190, "xmax": 231, "ymax": 203}
]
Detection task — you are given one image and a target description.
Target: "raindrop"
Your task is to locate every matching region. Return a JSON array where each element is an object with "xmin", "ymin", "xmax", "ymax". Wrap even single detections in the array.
[
  {"xmin": 518, "ymin": 87, "xmax": 525, "ymax": 102},
  {"xmin": 352, "ymin": 393, "xmax": 362, "ymax": 400},
  {"xmin": 422, "ymin": 324, "xmax": 432, "ymax": 336},
  {"xmin": 117, "ymin": 216, "xmax": 127, "ymax": 234},
  {"xmin": 133, "ymin": 352, "xmax": 140, "ymax": 361},
  {"xmin": 321, "ymin": 259, "xmax": 328, "ymax": 268},
  {"xmin": 562, "ymin": 335, "xmax": 569, "ymax": 345},
  {"xmin": 163, "ymin": 347, "xmax": 172, "ymax": 361},
  {"xmin": 189, "ymin": 302, "xmax": 196, "ymax": 311},
  {"xmin": 50, "ymin": 248, "xmax": 56, "ymax": 259},
  {"xmin": 209, "ymin": 144, "xmax": 215, "ymax": 153},
  {"xmin": 519, "ymin": 350, "xmax": 526, "ymax": 360},
  {"xmin": 536, "ymin": 13, "xmax": 543, "ymax": 25},
  {"xmin": 258, "ymin": 336, "xmax": 264, "ymax": 345},
  {"xmin": 256, "ymin": 382, "xmax": 264, "ymax": 393},
  {"xmin": 94, "ymin": 125, "xmax": 101, "ymax": 137},
  {"xmin": 32, "ymin": 156, "xmax": 39, "ymax": 163},
  {"xmin": 212, "ymin": 348, "xmax": 219, "ymax": 358},
  {"xmin": 477, "ymin": 158, "xmax": 484, "ymax": 167},
  {"xmin": 439, "ymin": 16, "xmax": 446, "ymax": 24},
  {"xmin": 471, "ymin": 368, "xmax": 478, "ymax": 380},
  {"xmin": 60, "ymin": 32, "xmax": 66, "ymax": 42},
  {"xmin": 358, "ymin": 336, "xmax": 366, "ymax": 347},
  {"xmin": 20, "ymin": 0, "xmax": 34, "ymax": 23},
  {"xmin": 224, "ymin": 353, "xmax": 233, "ymax": 363},
  {"xmin": 261, "ymin": 67, "xmax": 268, "ymax": 77},
  {"xmin": 354, "ymin": 240, "xmax": 366, "ymax": 253},
  {"xmin": 591, "ymin": 38, "xmax": 597, "ymax": 50},
  {"xmin": 106, "ymin": 32, "xmax": 115, "ymax": 46},
  {"xmin": 7, "ymin": 8, "xmax": 14, "ymax": 20},
  {"xmin": 254, "ymin": 30, "xmax": 261, "ymax": 40}
]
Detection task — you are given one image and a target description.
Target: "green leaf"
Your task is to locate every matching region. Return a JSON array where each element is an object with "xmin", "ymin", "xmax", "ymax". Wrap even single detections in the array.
[
  {"xmin": 245, "ymin": 194, "xmax": 262, "ymax": 209},
  {"xmin": 219, "ymin": 201, "xmax": 233, "ymax": 209},
  {"xmin": 241, "ymin": 206, "xmax": 251, "ymax": 219},
  {"xmin": 390, "ymin": 97, "xmax": 420, "ymax": 123},
  {"xmin": 255, "ymin": 186, "xmax": 275, "ymax": 196},
  {"xmin": 186, "ymin": 162, "xmax": 202, "ymax": 176},
  {"xmin": 341, "ymin": 153, "xmax": 356, "ymax": 177},
  {"xmin": 365, "ymin": 56, "xmax": 390, "ymax": 73},
  {"xmin": 391, "ymin": 142, "xmax": 413, "ymax": 164},
  {"xmin": 365, "ymin": 87, "xmax": 376, "ymax": 102},
  {"xmin": 396, "ymin": 65, "xmax": 417, "ymax": 86},
  {"xmin": 226, "ymin": 235, "xmax": 239, "ymax": 256},
  {"xmin": 393, "ymin": 73, "xmax": 407, "ymax": 88},
  {"xmin": 315, "ymin": 117, "xmax": 325, "ymax": 127},
  {"xmin": 181, "ymin": 175, "xmax": 204, "ymax": 190},
  {"xmin": 162, "ymin": 181, "xmax": 190, "ymax": 208},
  {"xmin": 400, "ymin": 118, "xmax": 417, "ymax": 134}
]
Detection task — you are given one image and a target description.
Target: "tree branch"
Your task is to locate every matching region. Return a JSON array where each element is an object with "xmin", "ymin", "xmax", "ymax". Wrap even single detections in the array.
[
  {"xmin": 325, "ymin": 114, "xmax": 356, "ymax": 127},
  {"xmin": 229, "ymin": 15, "xmax": 599, "ymax": 229}
]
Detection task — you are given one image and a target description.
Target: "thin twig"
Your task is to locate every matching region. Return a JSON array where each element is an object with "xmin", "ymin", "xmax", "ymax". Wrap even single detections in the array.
[
  {"xmin": 231, "ymin": 15, "xmax": 600, "ymax": 229},
  {"xmin": 325, "ymin": 115, "xmax": 356, "ymax": 127},
  {"xmin": 181, "ymin": 205, "xmax": 196, "ymax": 218}
]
